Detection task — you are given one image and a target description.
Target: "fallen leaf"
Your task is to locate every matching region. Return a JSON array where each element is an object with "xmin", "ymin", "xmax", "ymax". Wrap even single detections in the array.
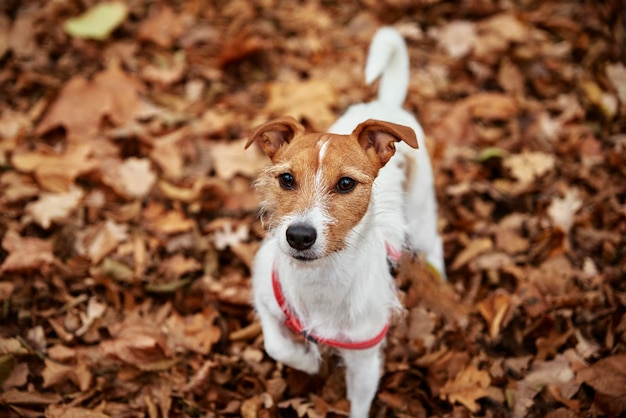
[
  {"xmin": 25, "ymin": 186, "xmax": 84, "ymax": 229},
  {"xmin": 0, "ymin": 230, "xmax": 55, "ymax": 273},
  {"xmin": 64, "ymin": 1, "xmax": 128, "ymax": 40},
  {"xmin": 0, "ymin": 389, "xmax": 61, "ymax": 405},
  {"xmin": 439, "ymin": 364, "xmax": 497, "ymax": 412},
  {"xmin": 451, "ymin": 237, "xmax": 493, "ymax": 271},
  {"xmin": 165, "ymin": 308, "xmax": 222, "ymax": 355},
  {"xmin": 11, "ymin": 143, "xmax": 100, "ymax": 192},
  {"xmin": 210, "ymin": 137, "xmax": 269, "ymax": 180},
  {"xmin": 36, "ymin": 66, "xmax": 145, "ymax": 141},
  {"xmin": 513, "ymin": 355, "xmax": 578, "ymax": 418},
  {"xmin": 477, "ymin": 290, "xmax": 512, "ymax": 339},
  {"xmin": 576, "ymin": 354, "xmax": 626, "ymax": 398},
  {"xmin": 605, "ymin": 62, "xmax": 626, "ymax": 104},
  {"xmin": 158, "ymin": 254, "xmax": 202, "ymax": 279},
  {"xmin": 143, "ymin": 203, "xmax": 195, "ymax": 235},
  {"xmin": 76, "ymin": 220, "xmax": 129, "ymax": 264},
  {"xmin": 430, "ymin": 20, "xmax": 477, "ymax": 58},
  {"xmin": 503, "ymin": 151, "xmax": 556, "ymax": 186},
  {"xmin": 265, "ymin": 80, "xmax": 337, "ymax": 131},
  {"xmin": 547, "ymin": 188, "xmax": 582, "ymax": 232},
  {"xmin": 137, "ymin": 5, "xmax": 185, "ymax": 48},
  {"xmin": 115, "ymin": 158, "xmax": 157, "ymax": 198},
  {"xmin": 46, "ymin": 404, "xmax": 110, "ymax": 418}
]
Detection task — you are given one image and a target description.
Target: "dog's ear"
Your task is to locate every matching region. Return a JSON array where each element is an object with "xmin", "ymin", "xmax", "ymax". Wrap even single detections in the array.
[
  {"xmin": 352, "ymin": 119, "xmax": 418, "ymax": 167},
  {"xmin": 245, "ymin": 117, "xmax": 306, "ymax": 160}
]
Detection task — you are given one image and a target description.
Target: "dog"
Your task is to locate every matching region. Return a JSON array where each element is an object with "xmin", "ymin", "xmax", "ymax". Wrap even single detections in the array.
[{"xmin": 245, "ymin": 27, "xmax": 445, "ymax": 418}]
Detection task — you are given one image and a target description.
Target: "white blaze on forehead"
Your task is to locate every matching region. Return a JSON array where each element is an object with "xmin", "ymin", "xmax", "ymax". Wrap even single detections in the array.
[
  {"xmin": 314, "ymin": 138, "xmax": 330, "ymax": 186},
  {"xmin": 317, "ymin": 138, "xmax": 330, "ymax": 164}
]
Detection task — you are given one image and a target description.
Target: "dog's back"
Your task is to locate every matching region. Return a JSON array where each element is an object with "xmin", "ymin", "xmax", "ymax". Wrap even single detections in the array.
[{"xmin": 329, "ymin": 27, "xmax": 445, "ymax": 277}]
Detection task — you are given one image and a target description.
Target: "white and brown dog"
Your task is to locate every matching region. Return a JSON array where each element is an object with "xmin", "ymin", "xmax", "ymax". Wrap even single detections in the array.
[{"xmin": 246, "ymin": 27, "xmax": 445, "ymax": 418}]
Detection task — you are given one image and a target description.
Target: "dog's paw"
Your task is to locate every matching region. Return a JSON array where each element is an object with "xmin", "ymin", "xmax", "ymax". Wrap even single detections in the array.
[{"xmin": 297, "ymin": 346, "xmax": 320, "ymax": 374}]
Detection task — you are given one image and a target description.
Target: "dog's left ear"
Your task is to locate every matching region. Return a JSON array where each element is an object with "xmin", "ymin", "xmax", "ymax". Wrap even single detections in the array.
[
  {"xmin": 245, "ymin": 117, "xmax": 306, "ymax": 161},
  {"xmin": 352, "ymin": 119, "xmax": 418, "ymax": 167}
]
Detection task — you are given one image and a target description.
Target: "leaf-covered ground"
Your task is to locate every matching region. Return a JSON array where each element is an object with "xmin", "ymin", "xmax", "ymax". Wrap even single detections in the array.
[{"xmin": 1, "ymin": 1, "xmax": 625, "ymax": 417}]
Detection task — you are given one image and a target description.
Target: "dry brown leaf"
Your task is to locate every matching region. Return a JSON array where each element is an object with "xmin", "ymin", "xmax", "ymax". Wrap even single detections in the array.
[
  {"xmin": 116, "ymin": 158, "xmax": 157, "ymax": 198},
  {"xmin": 41, "ymin": 359, "xmax": 76, "ymax": 389},
  {"xmin": 182, "ymin": 360, "xmax": 217, "ymax": 393},
  {"xmin": 210, "ymin": 137, "xmax": 269, "ymax": 180},
  {"xmin": 35, "ymin": 76, "xmax": 112, "ymax": 140},
  {"xmin": 477, "ymin": 290, "xmax": 512, "ymax": 339},
  {"xmin": 547, "ymin": 188, "xmax": 582, "ymax": 232},
  {"xmin": 576, "ymin": 354, "xmax": 626, "ymax": 397},
  {"xmin": 513, "ymin": 355, "xmax": 578, "ymax": 418},
  {"xmin": 158, "ymin": 253, "xmax": 202, "ymax": 279},
  {"xmin": 439, "ymin": 364, "xmax": 497, "ymax": 412},
  {"xmin": 0, "ymin": 230, "xmax": 55, "ymax": 273},
  {"xmin": 503, "ymin": 151, "xmax": 555, "ymax": 186},
  {"xmin": 25, "ymin": 186, "xmax": 84, "ymax": 229},
  {"xmin": 430, "ymin": 20, "xmax": 477, "ymax": 58},
  {"xmin": 143, "ymin": 203, "xmax": 195, "ymax": 235},
  {"xmin": 142, "ymin": 52, "xmax": 187, "ymax": 87},
  {"xmin": 102, "ymin": 322, "xmax": 171, "ymax": 367},
  {"xmin": 11, "ymin": 143, "xmax": 99, "ymax": 192},
  {"xmin": 136, "ymin": 6, "xmax": 185, "ymax": 48},
  {"xmin": 451, "ymin": 237, "xmax": 493, "ymax": 271},
  {"xmin": 46, "ymin": 404, "xmax": 110, "ymax": 418},
  {"xmin": 165, "ymin": 308, "xmax": 221, "ymax": 355},
  {"xmin": 0, "ymin": 389, "xmax": 62, "ymax": 405},
  {"xmin": 0, "ymin": 172, "xmax": 39, "ymax": 203},
  {"xmin": 265, "ymin": 80, "xmax": 337, "ymax": 131},
  {"xmin": 605, "ymin": 63, "xmax": 626, "ymax": 104},
  {"xmin": 77, "ymin": 220, "xmax": 129, "ymax": 264},
  {"xmin": 36, "ymin": 65, "xmax": 146, "ymax": 140},
  {"xmin": 149, "ymin": 129, "xmax": 189, "ymax": 180}
]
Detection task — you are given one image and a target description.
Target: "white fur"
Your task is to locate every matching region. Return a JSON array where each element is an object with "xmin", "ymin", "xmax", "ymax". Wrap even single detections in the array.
[{"xmin": 251, "ymin": 27, "xmax": 445, "ymax": 418}]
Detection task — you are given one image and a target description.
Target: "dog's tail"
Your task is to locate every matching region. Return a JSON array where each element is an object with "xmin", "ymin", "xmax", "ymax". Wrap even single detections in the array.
[{"xmin": 365, "ymin": 27, "xmax": 410, "ymax": 107}]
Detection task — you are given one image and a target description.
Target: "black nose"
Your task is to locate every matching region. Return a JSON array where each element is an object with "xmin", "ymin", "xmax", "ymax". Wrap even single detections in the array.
[{"xmin": 286, "ymin": 224, "xmax": 317, "ymax": 250}]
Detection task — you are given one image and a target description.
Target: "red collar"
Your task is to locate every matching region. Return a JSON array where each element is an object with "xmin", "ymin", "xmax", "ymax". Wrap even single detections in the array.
[{"xmin": 271, "ymin": 242, "xmax": 399, "ymax": 350}]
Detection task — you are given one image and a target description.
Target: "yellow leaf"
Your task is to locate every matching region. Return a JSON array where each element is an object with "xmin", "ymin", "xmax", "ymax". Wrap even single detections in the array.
[{"xmin": 64, "ymin": 2, "xmax": 128, "ymax": 41}]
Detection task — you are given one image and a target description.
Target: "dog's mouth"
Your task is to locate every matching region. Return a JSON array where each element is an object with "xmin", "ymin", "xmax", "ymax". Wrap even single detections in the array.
[{"xmin": 292, "ymin": 253, "xmax": 318, "ymax": 262}]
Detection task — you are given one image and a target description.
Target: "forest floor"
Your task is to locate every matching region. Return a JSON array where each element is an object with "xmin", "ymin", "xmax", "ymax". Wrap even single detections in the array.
[{"xmin": 0, "ymin": 0, "xmax": 625, "ymax": 417}]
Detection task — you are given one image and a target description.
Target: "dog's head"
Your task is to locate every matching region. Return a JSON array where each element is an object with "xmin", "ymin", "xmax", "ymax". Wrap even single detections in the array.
[{"xmin": 246, "ymin": 116, "xmax": 418, "ymax": 262}]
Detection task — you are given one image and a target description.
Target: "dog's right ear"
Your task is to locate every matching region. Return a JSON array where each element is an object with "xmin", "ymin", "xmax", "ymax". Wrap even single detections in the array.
[{"xmin": 245, "ymin": 117, "xmax": 305, "ymax": 160}]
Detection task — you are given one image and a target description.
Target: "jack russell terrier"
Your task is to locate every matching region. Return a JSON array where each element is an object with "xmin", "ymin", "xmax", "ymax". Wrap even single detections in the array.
[{"xmin": 245, "ymin": 27, "xmax": 445, "ymax": 418}]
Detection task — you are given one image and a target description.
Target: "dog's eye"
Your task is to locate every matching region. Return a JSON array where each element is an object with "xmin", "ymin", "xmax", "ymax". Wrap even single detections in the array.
[
  {"xmin": 278, "ymin": 173, "xmax": 295, "ymax": 190},
  {"xmin": 335, "ymin": 177, "xmax": 357, "ymax": 193}
]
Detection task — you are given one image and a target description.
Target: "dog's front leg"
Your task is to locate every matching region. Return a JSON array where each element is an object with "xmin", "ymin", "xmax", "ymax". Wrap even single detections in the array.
[
  {"xmin": 341, "ymin": 347, "xmax": 382, "ymax": 418},
  {"xmin": 257, "ymin": 304, "xmax": 321, "ymax": 374}
]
